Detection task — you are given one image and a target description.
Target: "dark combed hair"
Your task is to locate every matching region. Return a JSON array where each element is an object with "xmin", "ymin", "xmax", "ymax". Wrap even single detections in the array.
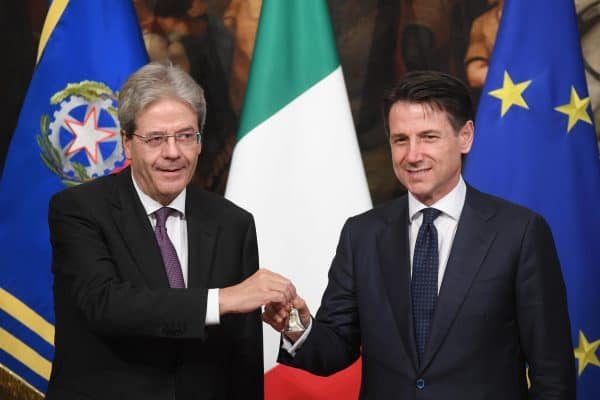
[{"xmin": 383, "ymin": 70, "xmax": 474, "ymax": 136}]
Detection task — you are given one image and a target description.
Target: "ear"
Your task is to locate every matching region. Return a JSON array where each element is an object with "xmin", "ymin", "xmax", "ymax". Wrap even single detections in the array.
[
  {"xmin": 459, "ymin": 120, "xmax": 474, "ymax": 155},
  {"xmin": 122, "ymin": 131, "xmax": 132, "ymax": 160}
]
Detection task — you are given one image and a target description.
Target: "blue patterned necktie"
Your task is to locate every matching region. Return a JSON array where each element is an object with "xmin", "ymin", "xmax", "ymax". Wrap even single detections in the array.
[
  {"xmin": 154, "ymin": 207, "xmax": 185, "ymax": 288},
  {"xmin": 411, "ymin": 207, "xmax": 442, "ymax": 363}
]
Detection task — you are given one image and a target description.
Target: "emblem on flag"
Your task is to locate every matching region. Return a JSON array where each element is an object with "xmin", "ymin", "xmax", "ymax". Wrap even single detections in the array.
[{"xmin": 36, "ymin": 80, "xmax": 124, "ymax": 186}]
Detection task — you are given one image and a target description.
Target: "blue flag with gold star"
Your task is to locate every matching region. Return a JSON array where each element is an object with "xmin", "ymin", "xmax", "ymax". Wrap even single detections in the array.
[
  {"xmin": 0, "ymin": 0, "xmax": 146, "ymax": 394},
  {"xmin": 464, "ymin": 0, "xmax": 600, "ymax": 398}
]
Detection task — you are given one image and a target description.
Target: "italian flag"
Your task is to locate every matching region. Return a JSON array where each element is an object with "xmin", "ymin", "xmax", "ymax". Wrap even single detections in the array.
[{"xmin": 225, "ymin": 0, "xmax": 372, "ymax": 398}]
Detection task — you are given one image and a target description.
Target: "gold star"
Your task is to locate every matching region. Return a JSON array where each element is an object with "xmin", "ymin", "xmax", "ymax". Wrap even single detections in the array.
[
  {"xmin": 574, "ymin": 330, "xmax": 600, "ymax": 375},
  {"xmin": 489, "ymin": 71, "xmax": 532, "ymax": 117},
  {"xmin": 554, "ymin": 87, "xmax": 592, "ymax": 133}
]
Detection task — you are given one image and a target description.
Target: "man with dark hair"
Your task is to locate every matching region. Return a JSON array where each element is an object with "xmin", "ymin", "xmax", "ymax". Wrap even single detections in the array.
[
  {"xmin": 46, "ymin": 62, "xmax": 295, "ymax": 400},
  {"xmin": 264, "ymin": 70, "xmax": 575, "ymax": 399}
]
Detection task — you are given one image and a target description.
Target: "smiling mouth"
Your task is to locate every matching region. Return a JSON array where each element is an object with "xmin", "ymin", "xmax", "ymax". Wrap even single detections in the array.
[
  {"xmin": 406, "ymin": 168, "xmax": 430, "ymax": 174},
  {"xmin": 158, "ymin": 167, "xmax": 184, "ymax": 174}
]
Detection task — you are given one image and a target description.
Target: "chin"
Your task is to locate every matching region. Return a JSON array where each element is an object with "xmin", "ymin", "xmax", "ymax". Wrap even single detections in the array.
[
  {"xmin": 406, "ymin": 182, "xmax": 424, "ymax": 193},
  {"xmin": 157, "ymin": 182, "xmax": 185, "ymax": 196},
  {"xmin": 409, "ymin": 186, "xmax": 433, "ymax": 200}
]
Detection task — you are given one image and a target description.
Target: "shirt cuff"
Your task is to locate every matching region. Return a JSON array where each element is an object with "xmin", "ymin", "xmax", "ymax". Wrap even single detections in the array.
[
  {"xmin": 205, "ymin": 288, "xmax": 220, "ymax": 325},
  {"xmin": 281, "ymin": 317, "xmax": 313, "ymax": 356}
]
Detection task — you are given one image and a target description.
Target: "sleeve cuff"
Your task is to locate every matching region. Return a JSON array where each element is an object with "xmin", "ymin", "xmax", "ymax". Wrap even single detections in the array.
[
  {"xmin": 281, "ymin": 317, "xmax": 313, "ymax": 356},
  {"xmin": 205, "ymin": 288, "xmax": 220, "ymax": 325}
]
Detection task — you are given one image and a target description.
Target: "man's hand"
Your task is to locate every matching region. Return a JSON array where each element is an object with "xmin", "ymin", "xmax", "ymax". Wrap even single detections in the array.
[
  {"xmin": 219, "ymin": 269, "xmax": 296, "ymax": 315},
  {"xmin": 263, "ymin": 296, "xmax": 311, "ymax": 343},
  {"xmin": 262, "ymin": 302, "xmax": 291, "ymax": 332}
]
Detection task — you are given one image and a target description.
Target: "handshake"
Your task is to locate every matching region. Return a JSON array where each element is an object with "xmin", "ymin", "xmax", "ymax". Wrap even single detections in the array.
[{"xmin": 219, "ymin": 268, "xmax": 311, "ymax": 342}]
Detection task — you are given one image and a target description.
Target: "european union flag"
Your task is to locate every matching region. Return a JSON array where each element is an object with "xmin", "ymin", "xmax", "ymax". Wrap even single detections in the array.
[
  {"xmin": 0, "ymin": 0, "xmax": 146, "ymax": 394},
  {"xmin": 464, "ymin": 0, "xmax": 600, "ymax": 398}
]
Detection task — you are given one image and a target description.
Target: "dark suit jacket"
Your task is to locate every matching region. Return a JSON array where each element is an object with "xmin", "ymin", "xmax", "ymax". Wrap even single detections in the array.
[
  {"xmin": 46, "ymin": 168, "xmax": 263, "ymax": 400},
  {"xmin": 279, "ymin": 185, "xmax": 575, "ymax": 399}
]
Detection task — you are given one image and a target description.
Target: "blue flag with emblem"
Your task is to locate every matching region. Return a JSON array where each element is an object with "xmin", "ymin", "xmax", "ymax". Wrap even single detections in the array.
[
  {"xmin": 0, "ymin": 0, "xmax": 147, "ymax": 393},
  {"xmin": 464, "ymin": 0, "xmax": 600, "ymax": 398}
]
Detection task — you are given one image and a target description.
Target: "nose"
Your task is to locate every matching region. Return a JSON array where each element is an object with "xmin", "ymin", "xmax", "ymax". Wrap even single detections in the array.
[
  {"xmin": 161, "ymin": 136, "xmax": 181, "ymax": 159},
  {"xmin": 405, "ymin": 141, "xmax": 423, "ymax": 163}
]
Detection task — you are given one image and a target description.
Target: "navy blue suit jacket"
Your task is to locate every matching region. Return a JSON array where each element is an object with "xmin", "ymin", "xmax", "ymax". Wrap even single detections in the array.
[{"xmin": 279, "ymin": 185, "xmax": 575, "ymax": 399}]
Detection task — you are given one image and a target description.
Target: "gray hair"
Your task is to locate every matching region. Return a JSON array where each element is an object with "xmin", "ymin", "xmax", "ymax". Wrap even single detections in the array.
[{"xmin": 118, "ymin": 61, "xmax": 206, "ymax": 135}]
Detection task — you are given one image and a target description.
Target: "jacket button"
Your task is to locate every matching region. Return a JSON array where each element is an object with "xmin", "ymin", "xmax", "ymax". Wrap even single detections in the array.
[{"xmin": 416, "ymin": 378, "xmax": 425, "ymax": 390}]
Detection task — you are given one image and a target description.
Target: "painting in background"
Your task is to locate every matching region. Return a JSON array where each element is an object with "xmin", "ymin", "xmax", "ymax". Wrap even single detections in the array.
[
  {"xmin": 134, "ymin": 0, "xmax": 600, "ymax": 203},
  {"xmin": 3, "ymin": 0, "xmax": 599, "ymax": 203}
]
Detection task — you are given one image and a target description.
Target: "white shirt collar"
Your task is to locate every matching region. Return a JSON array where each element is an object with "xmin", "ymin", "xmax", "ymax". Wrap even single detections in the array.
[
  {"xmin": 408, "ymin": 175, "xmax": 466, "ymax": 222},
  {"xmin": 131, "ymin": 174, "xmax": 186, "ymax": 218}
]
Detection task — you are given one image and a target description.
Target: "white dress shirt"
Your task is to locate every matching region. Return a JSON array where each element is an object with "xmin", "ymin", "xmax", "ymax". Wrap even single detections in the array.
[
  {"xmin": 132, "ymin": 176, "xmax": 220, "ymax": 325},
  {"xmin": 283, "ymin": 176, "xmax": 467, "ymax": 355},
  {"xmin": 408, "ymin": 176, "xmax": 466, "ymax": 293}
]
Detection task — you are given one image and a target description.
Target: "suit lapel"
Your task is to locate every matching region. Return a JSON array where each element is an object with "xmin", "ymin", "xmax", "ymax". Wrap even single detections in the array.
[
  {"xmin": 185, "ymin": 188, "xmax": 218, "ymax": 289},
  {"xmin": 419, "ymin": 187, "xmax": 497, "ymax": 372},
  {"xmin": 110, "ymin": 169, "xmax": 169, "ymax": 288},
  {"xmin": 376, "ymin": 198, "xmax": 419, "ymax": 370}
]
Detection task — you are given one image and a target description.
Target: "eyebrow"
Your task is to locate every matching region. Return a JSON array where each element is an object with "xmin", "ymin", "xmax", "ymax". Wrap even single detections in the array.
[
  {"xmin": 147, "ymin": 127, "xmax": 197, "ymax": 135},
  {"xmin": 389, "ymin": 129, "xmax": 441, "ymax": 137},
  {"xmin": 174, "ymin": 126, "xmax": 197, "ymax": 133},
  {"xmin": 417, "ymin": 130, "xmax": 441, "ymax": 135}
]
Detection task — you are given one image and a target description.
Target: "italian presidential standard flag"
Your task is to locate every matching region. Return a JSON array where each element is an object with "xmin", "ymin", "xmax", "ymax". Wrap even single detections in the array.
[{"xmin": 225, "ymin": 0, "xmax": 372, "ymax": 398}]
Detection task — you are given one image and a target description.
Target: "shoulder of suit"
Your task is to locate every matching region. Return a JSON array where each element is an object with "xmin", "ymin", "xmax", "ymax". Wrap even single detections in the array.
[
  {"xmin": 345, "ymin": 193, "xmax": 408, "ymax": 229},
  {"xmin": 50, "ymin": 170, "xmax": 118, "ymax": 206},
  {"xmin": 465, "ymin": 184, "xmax": 542, "ymax": 222},
  {"xmin": 187, "ymin": 185, "xmax": 253, "ymax": 221}
]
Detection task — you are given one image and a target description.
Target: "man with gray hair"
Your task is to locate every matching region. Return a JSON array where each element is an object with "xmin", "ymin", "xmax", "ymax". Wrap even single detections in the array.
[{"xmin": 45, "ymin": 62, "xmax": 294, "ymax": 399}]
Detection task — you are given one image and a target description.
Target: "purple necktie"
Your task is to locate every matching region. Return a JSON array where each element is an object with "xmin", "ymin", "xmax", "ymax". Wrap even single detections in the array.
[{"xmin": 154, "ymin": 207, "xmax": 185, "ymax": 288}]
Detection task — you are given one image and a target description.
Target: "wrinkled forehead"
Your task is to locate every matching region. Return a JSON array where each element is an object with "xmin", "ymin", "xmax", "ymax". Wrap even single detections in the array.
[{"xmin": 135, "ymin": 97, "xmax": 199, "ymax": 127}]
